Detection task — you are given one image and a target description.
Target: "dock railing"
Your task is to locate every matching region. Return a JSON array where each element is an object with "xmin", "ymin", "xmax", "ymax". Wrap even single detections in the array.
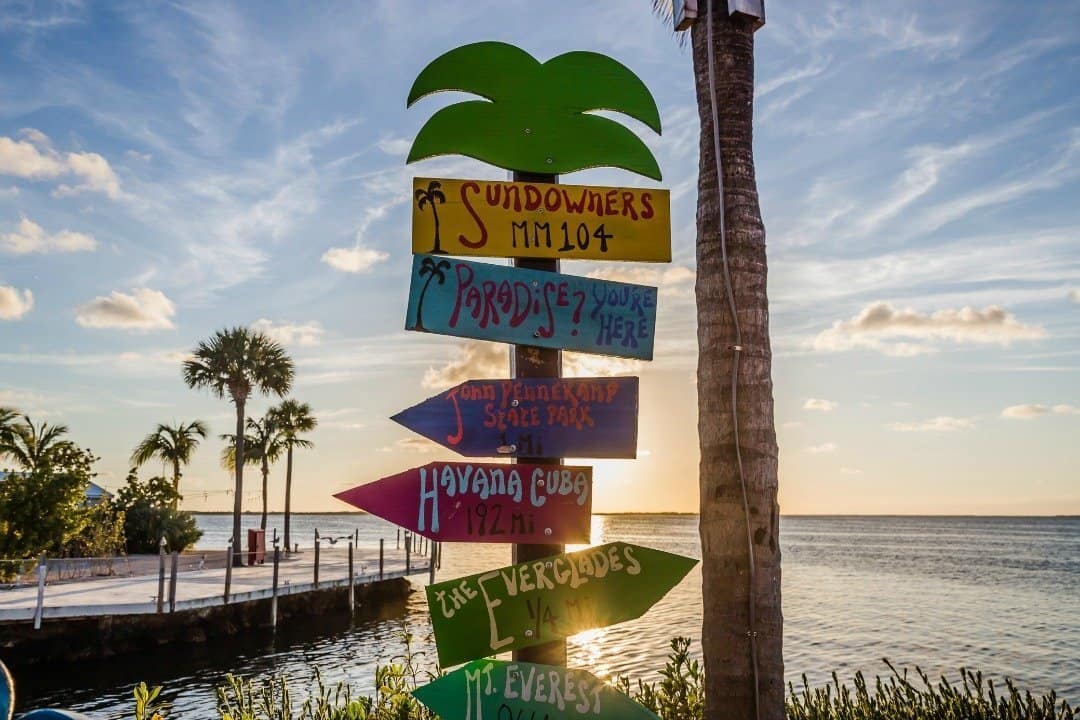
[{"xmin": 0, "ymin": 529, "xmax": 436, "ymax": 626}]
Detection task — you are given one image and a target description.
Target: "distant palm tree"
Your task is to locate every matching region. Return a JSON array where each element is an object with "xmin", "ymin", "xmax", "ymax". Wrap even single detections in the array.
[
  {"xmin": 183, "ymin": 327, "xmax": 294, "ymax": 565},
  {"xmin": 220, "ymin": 416, "xmax": 283, "ymax": 531},
  {"xmin": 130, "ymin": 420, "xmax": 209, "ymax": 508},
  {"xmin": 0, "ymin": 407, "xmax": 18, "ymax": 463},
  {"xmin": 414, "ymin": 256, "xmax": 451, "ymax": 331},
  {"xmin": 0, "ymin": 416, "xmax": 70, "ymax": 472},
  {"xmin": 415, "ymin": 180, "xmax": 447, "ymax": 253},
  {"xmin": 267, "ymin": 399, "xmax": 317, "ymax": 553},
  {"xmin": 407, "ymin": 41, "xmax": 663, "ymax": 180}
]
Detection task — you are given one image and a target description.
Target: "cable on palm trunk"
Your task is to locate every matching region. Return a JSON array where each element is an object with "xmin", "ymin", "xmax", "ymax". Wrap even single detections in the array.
[{"xmin": 704, "ymin": 2, "xmax": 762, "ymax": 719}]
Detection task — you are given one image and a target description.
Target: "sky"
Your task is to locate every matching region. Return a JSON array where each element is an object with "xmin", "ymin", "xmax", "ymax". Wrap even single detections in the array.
[{"xmin": 0, "ymin": 0, "xmax": 1077, "ymax": 516}]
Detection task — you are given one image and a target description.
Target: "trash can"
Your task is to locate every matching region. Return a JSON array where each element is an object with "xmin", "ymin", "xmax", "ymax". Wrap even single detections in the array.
[{"xmin": 247, "ymin": 528, "xmax": 266, "ymax": 566}]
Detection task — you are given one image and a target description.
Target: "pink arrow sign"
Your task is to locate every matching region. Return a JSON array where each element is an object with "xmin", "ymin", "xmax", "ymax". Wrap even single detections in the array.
[{"xmin": 334, "ymin": 462, "xmax": 593, "ymax": 544}]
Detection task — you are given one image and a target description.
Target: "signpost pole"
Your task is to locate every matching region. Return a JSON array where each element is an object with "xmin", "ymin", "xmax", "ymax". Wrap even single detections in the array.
[{"xmin": 511, "ymin": 170, "xmax": 566, "ymax": 667}]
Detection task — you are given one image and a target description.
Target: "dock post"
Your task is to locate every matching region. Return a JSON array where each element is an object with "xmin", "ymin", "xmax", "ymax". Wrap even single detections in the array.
[
  {"xmin": 314, "ymin": 529, "xmax": 320, "ymax": 588},
  {"xmin": 379, "ymin": 538, "xmax": 384, "ymax": 580},
  {"xmin": 33, "ymin": 554, "xmax": 46, "ymax": 630},
  {"xmin": 405, "ymin": 533, "xmax": 411, "ymax": 574},
  {"xmin": 224, "ymin": 538, "xmax": 233, "ymax": 604},
  {"xmin": 168, "ymin": 551, "xmax": 178, "ymax": 612},
  {"xmin": 348, "ymin": 540, "xmax": 355, "ymax": 617},
  {"xmin": 428, "ymin": 547, "xmax": 435, "ymax": 584},
  {"xmin": 271, "ymin": 537, "xmax": 280, "ymax": 630},
  {"xmin": 396, "ymin": 528, "xmax": 400, "ymax": 549},
  {"xmin": 156, "ymin": 538, "xmax": 166, "ymax": 614}
]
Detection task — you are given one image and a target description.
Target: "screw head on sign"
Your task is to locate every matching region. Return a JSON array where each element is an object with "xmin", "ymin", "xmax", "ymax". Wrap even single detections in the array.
[
  {"xmin": 534, "ymin": 330, "xmax": 541, "ymax": 337},
  {"xmin": 524, "ymin": 128, "xmax": 532, "ymax": 134},
  {"xmin": 511, "ymin": 399, "xmax": 520, "ymax": 407},
  {"xmin": 524, "ymin": 629, "xmax": 534, "ymax": 637},
  {"xmin": 544, "ymin": 529, "xmax": 552, "ymax": 537},
  {"xmin": 537, "ymin": 479, "xmax": 545, "ymax": 487},
  {"xmin": 546, "ymin": 158, "xmax": 553, "ymax": 164}
]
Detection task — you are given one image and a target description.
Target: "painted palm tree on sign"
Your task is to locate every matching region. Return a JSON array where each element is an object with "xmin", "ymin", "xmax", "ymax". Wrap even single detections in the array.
[
  {"xmin": 407, "ymin": 41, "xmax": 663, "ymax": 180},
  {"xmin": 183, "ymin": 327, "xmax": 294, "ymax": 565},
  {"xmin": 267, "ymin": 399, "xmax": 317, "ymax": 553},
  {"xmin": 0, "ymin": 416, "xmax": 70, "ymax": 472},
  {"xmin": 130, "ymin": 420, "xmax": 209, "ymax": 508},
  {"xmin": 415, "ymin": 180, "xmax": 447, "ymax": 254},
  {"xmin": 414, "ymin": 256, "xmax": 451, "ymax": 331}
]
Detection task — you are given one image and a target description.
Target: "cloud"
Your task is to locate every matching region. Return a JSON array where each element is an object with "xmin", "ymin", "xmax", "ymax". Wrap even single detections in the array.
[
  {"xmin": 889, "ymin": 416, "xmax": 974, "ymax": 432},
  {"xmin": 376, "ymin": 137, "xmax": 412, "ymax": 156},
  {"xmin": 0, "ymin": 129, "xmax": 122, "ymax": 199},
  {"xmin": 75, "ymin": 288, "xmax": 176, "ymax": 330},
  {"xmin": 563, "ymin": 353, "xmax": 643, "ymax": 378},
  {"xmin": 423, "ymin": 341, "xmax": 508, "ymax": 390},
  {"xmin": 812, "ymin": 302, "xmax": 1045, "ymax": 356},
  {"xmin": 251, "ymin": 318, "xmax": 324, "ymax": 346},
  {"xmin": 0, "ymin": 286, "xmax": 34, "ymax": 320},
  {"xmin": 378, "ymin": 437, "xmax": 440, "ymax": 454},
  {"xmin": 586, "ymin": 265, "xmax": 695, "ymax": 298},
  {"xmin": 0, "ymin": 186, "xmax": 18, "ymax": 198},
  {"xmin": 421, "ymin": 341, "xmax": 642, "ymax": 391},
  {"xmin": 840, "ymin": 467, "xmax": 863, "ymax": 476},
  {"xmin": 1069, "ymin": 290, "xmax": 1080, "ymax": 304},
  {"xmin": 1001, "ymin": 404, "xmax": 1079, "ymax": 420},
  {"xmin": 805, "ymin": 442, "xmax": 837, "ymax": 454},
  {"xmin": 1, "ymin": 218, "xmax": 97, "ymax": 255},
  {"xmin": 321, "ymin": 243, "xmax": 389, "ymax": 273},
  {"xmin": 803, "ymin": 398, "xmax": 837, "ymax": 412}
]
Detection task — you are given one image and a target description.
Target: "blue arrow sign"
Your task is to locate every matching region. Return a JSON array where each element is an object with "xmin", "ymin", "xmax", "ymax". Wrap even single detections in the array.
[
  {"xmin": 392, "ymin": 377, "xmax": 639, "ymax": 458},
  {"xmin": 406, "ymin": 255, "xmax": 658, "ymax": 360}
]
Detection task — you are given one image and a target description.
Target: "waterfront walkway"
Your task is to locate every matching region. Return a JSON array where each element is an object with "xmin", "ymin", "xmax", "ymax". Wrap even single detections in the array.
[{"xmin": 0, "ymin": 543, "xmax": 432, "ymax": 623}]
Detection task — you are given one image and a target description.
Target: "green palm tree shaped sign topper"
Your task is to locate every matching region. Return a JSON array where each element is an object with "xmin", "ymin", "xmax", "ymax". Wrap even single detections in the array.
[{"xmin": 407, "ymin": 42, "xmax": 663, "ymax": 180}]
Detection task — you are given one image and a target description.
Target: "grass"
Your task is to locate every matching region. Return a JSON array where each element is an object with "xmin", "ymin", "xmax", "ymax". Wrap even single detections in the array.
[{"xmin": 124, "ymin": 634, "xmax": 1075, "ymax": 720}]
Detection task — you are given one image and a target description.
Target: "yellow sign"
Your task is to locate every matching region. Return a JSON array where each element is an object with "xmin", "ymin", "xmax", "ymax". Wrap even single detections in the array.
[{"xmin": 412, "ymin": 177, "xmax": 671, "ymax": 262}]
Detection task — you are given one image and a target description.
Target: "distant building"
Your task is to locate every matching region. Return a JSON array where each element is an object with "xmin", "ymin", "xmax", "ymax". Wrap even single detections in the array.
[{"xmin": 0, "ymin": 471, "xmax": 113, "ymax": 506}]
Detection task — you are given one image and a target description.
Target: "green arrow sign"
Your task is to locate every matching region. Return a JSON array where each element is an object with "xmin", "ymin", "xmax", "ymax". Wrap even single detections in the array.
[
  {"xmin": 413, "ymin": 659, "xmax": 660, "ymax": 720},
  {"xmin": 426, "ymin": 542, "xmax": 697, "ymax": 667}
]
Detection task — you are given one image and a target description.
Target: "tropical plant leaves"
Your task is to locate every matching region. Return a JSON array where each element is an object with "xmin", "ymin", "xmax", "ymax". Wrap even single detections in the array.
[{"xmin": 407, "ymin": 42, "xmax": 663, "ymax": 180}]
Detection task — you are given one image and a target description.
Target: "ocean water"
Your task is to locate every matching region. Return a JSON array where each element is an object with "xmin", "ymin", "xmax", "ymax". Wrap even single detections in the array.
[{"xmin": 13, "ymin": 514, "xmax": 1079, "ymax": 717}]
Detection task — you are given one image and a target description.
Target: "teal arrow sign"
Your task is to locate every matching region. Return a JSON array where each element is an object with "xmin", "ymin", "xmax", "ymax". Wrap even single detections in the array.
[
  {"xmin": 413, "ymin": 660, "xmax": 660, "ymax": 720},
  {"xmin": 426, "ymin": 542, "xmax": 697, "ymax": 667}
]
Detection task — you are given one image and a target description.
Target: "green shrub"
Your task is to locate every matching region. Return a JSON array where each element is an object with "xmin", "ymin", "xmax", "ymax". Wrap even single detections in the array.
[{"xmin": 113, "ymin": 472, "xmax": 202, "ymax": 553}]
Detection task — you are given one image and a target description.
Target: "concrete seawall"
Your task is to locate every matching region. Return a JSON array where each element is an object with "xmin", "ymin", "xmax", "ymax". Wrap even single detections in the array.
[{"xmin": 1, "ymin": 576, "xmax": 413, "ymax": 666}]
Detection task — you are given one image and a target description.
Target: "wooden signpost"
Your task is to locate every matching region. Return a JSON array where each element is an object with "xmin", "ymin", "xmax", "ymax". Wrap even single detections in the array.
[
  {"xmin": 333, "ymin": 462, "xmax": 592, "ymax": 544},
  {"xmin": 413, "ymin": 660, "xmax": 662, "ymax": 720},
  {"xmin": 406, "ymin": 254, "xmax": 658, "ymax": 359},
  {"xmin": 412, "ymin": 177, "xmax": 671, "ymax": 261},
  {"xmin": 330, "ymin": 40, "xmax": 687, "ymax": 715},
  {"xmin": 391, "ymin": 377, "xmax": 639, "ymax": 459},
  {"xmin": 424, "ymin": 542, "xmax": 697, "ymax": 667}
]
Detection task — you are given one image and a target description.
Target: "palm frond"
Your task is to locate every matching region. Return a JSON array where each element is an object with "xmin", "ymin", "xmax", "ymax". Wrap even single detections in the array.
[
  {"xmin": 407, "ymin": 41, "xmax": 538, "ymax": 107},
  {"xmin": 546, "ymin": 52, "xmax": 662, "ymax": 134}
]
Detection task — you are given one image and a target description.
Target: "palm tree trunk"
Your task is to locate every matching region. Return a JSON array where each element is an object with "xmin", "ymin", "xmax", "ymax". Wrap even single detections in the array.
[
  {"xmin": 416, "ymin": 275, "xmax": 434, "ymax": 330},
  {"xmin": 692, "ymin": 10, "xmax": 783, "ymax": 720},
  {"xmin": 172, "ymin": 458, "xmax": 181, "ymax": 511},
  {"xmin": 232, "ymin": 401, "xmax": 246, "ymax": 568},
  {"xmin": 284, "ymin": 445, "xmax": 294, "ymax": 553},
  {"xmin": 432, "ymin": 205, "xmax": 442, "ymax": 253},
  {"xmin": 260, "ymin": 456, "xmax": 269, "ymax": 531}
]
